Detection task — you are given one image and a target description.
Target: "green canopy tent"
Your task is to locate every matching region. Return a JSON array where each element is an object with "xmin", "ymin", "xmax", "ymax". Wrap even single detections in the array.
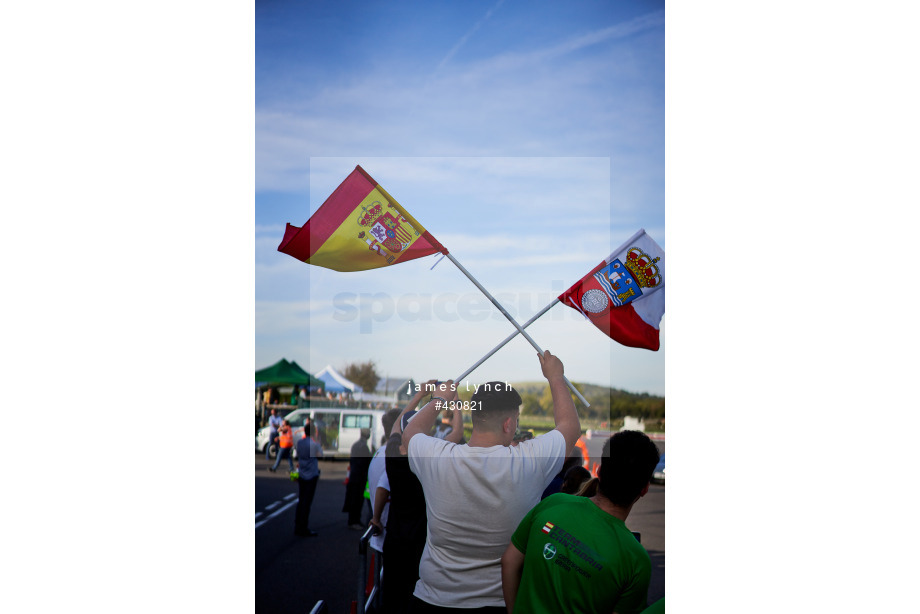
[
  {"xmin": 255, "ymin": 358, "xmax": 323, "ymax": 387},
  {"xmin": 255, "ymin": 359, "xmax": 324, "ymax": 423}
]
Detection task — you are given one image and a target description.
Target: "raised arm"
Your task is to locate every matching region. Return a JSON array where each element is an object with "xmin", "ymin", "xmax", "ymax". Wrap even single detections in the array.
[
  {"xmin": 369, "ymin": 485, "xmax": 389, "ymax": 534},
  {"xmin": 444, "ymin": 403, "xmax": 464, "ymax": 444},
  {"xmin": 539, "ymin": 350, "xmax": 581, "ymax": 455},
  {"xmin": 403, "ymin": 380, "xmax": 457, "ymax": 448},
  {"xmin": 392, "ymin": 379, "xmax": 438, "ymax": 438}
]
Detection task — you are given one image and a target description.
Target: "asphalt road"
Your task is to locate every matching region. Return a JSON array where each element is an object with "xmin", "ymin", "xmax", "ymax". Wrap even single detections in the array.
[
  {"xmin": 255, "ymin": 456, "xmax": 360, "ymax": 614},
  {"xmin": 255, "ymin": 435, "xmax": 665, "ymax": 614}
]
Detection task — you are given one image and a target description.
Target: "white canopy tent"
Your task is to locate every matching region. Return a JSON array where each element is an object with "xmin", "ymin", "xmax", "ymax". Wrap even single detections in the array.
[{"xmin": 315, "ymin": 365, "xmax": 363, "ymax": 393}]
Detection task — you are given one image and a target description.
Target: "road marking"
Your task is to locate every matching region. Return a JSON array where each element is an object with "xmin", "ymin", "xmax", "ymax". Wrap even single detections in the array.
[
  {"xmin": 255, "ymin": 500, "xmax": 297, "ymax": 529},
  {"xmin": 257, "ymin": 493, "xmax": 298, "ymax": 527}
]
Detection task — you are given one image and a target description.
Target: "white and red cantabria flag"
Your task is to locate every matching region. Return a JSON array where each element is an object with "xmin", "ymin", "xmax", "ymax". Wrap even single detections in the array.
[{"xmin": 559, "ymin": 230, "xmax": 665, "ymax": 351}]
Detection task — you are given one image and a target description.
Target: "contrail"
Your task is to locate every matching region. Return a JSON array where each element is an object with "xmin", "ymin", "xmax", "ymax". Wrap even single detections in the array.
[{"xmin": 435, "ymin": 0, "xmax": 507, "ymax": 75}]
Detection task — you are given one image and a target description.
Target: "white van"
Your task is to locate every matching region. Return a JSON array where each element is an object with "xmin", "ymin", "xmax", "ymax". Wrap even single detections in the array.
[{"xmin": 256, "ymin": 407, "xmax": 386, "ymax": 459}]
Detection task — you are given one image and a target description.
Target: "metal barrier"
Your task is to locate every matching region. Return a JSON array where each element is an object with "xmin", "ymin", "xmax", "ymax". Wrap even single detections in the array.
[{"xmin": 356, "ymin": 525, "xmax": 383, "ymax": 614}]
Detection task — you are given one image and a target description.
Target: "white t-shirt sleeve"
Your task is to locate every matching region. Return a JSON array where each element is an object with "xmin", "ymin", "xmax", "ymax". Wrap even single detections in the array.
[
  {"xmin": 526, "ymin": 429, "xmax": 567, "ymax": 481},
  {"xmin": 408, "ymin": 434, "xmax": 452, "ymax": 480}
]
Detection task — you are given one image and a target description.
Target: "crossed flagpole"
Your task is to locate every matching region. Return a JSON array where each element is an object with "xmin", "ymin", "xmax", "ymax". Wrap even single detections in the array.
[
  {"xmin": 443, "ymin": 253, "xmax": 591, "ymax": 408},
  {"xmin": 446, "ymin": 228, "xmax": 648, "ymax": 408},
  {"xmin": 279, "ymin": 167, "xmax": 661, "ymax": 410}
]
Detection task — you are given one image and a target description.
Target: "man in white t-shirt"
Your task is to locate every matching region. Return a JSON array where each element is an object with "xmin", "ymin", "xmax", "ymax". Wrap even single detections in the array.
[{"xmin": 403, "ymin": 350, "xmax": 580, "ymax": 613}]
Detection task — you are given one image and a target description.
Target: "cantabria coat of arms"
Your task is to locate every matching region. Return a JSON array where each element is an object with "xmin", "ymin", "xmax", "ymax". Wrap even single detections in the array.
[{"xmin": 582, "ymin": 246, "xmax": 662, "ymax": 314}]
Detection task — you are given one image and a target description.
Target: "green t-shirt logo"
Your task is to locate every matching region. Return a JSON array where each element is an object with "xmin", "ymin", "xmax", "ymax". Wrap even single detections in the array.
[{"xmin": 542, "ymin": 543, "xmax": 557, "ymax": 560}]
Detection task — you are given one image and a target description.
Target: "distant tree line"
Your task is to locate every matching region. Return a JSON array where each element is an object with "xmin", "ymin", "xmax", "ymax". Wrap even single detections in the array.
[
  {"xmin": 342, "ymin": 360, "xmax": 380, "ymax": 393},
  {"xmin": 463, "ymin": 381, "xmax": 664, "ymax": 422}
]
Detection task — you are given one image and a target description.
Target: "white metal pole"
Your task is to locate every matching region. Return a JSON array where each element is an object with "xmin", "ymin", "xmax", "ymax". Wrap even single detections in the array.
[
  {"xmin": 454, "ymin": 298, "xmax": 559, "ymax": 383},
  {"xmin": 445, "ymin": 253, "xmax": 590, "ymax": 408}
]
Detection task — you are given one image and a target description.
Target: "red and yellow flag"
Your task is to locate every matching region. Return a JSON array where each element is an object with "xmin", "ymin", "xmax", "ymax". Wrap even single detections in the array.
[{"xmin": 278, "ymin": 166, "xmax": 447, "ymax": 272}]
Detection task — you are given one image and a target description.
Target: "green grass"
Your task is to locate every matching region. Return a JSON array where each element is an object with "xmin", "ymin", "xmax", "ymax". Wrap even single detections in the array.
[
  {"xmin": 453, "ymin": 415, "xmax": 664, "ymax": 440},
  {"xmin": 518, "ymin": 415, "xmax": 664, "ymax": 437}
]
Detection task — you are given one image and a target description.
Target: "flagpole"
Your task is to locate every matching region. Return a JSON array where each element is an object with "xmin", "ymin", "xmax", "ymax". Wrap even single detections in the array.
[
  {"xmin": 454, "ymin": 298, "xmax": 559, "ymax": 383},
  {"xmin": 445, "ymin": 253, "xmax": 590, "ymax": 408},
  {"xmin": 453, "ymin": 230, "xmax": 649, "ymax": 385}
]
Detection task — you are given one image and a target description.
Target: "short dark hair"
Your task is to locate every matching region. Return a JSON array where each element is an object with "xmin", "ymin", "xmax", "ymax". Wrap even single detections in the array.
[
  {"xmin": 382, "ymin": 409, "xmax": 400, "ymax": 437},
  {"xmin": 304, "ymin": 421, "xmax": 312, "ymax": 437},
  {"xmin": 470, "ymin": 382, "xmax": 522, "ymax": 431},
  {"xmin": 597, "ymin": 431, "xmax": 660, "ymax": 506}
]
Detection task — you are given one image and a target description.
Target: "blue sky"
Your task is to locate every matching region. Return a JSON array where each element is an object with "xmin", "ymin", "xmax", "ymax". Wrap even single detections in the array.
[{"xmin": 256, "ymin": 0, "xmax": 665, "ymax": 395}]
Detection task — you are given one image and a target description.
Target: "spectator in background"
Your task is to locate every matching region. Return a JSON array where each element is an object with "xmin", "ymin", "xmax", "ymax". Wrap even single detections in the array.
[
  {"xmin": 294, "ymin": 421, "xmax": 322, "ymax": 537},
  {"xmin": 402, "ymin": 350, "xmax": 580, "ymax": 612},
  {"xmin": 559, "ymin": 465, "xmax": 592, "ymax": 495},
  {"xmin": 511, "ymin": 429, "xmax": 534, "ymax": 446},
  {"xmin": 432, "ymin": 409, "xmax": 454, "ymax": 440},
  {"xmin": 269, "ymin": 420, "xmax": 294, "ymax": 473},
  {"xmin": 343, "ymin": 428, "xmax": 371, "ymax": 529},
  {"xmin": 501, "ymin": 431, "xmax": 660, "ymax": 614},
  {"xmin": 541, "ymin": 453, "xmax": 584, "ymax": 499},
  {"xmin": 266, "ymin": 408, "xmax": 283, "ymax": 461},
  {"xmin": 574, "ymin": 476, "xmax": 599, "ymax": 498}
]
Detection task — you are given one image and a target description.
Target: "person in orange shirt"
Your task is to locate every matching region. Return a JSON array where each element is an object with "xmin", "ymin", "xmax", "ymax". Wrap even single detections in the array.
[{"xmin": 269, "ymin": 420, "xmax": 295, "ymax": 473}]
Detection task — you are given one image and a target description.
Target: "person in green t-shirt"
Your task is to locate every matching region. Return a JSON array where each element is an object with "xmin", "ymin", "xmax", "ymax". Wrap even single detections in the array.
[{"xmin": 501, "ymin": 431, "xmax": 660, "ymax": 614}]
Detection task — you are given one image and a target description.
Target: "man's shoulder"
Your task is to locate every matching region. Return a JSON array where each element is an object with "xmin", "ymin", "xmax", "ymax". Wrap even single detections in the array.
[
  {"xmin": 536, "ymin": 496, "xmax": 635, "ymax": 541},
  {"xmin": 516, "ymin": 429, "xmax": 566, "ymax": 453},
  {"xmin": 407, "ymin": 433, "xmax": 435, "ymax": 452},
  {"xmin": 298, "ymin": 437, "xmax": 321, "ymax": 451},
  {"xmin": 533, "ymin": 429, "xmax": 564, "ymax": 442},
  {"xmin": 523, "ymin": 491, "xmax": 569, "ymax": 514},
  {"xmin": 351, "ymin": 440, "xmax": 370, "ymax": 453},
  {"xmin": 407, "ymin": 434, "xmax": 455, "ymax": 464}
]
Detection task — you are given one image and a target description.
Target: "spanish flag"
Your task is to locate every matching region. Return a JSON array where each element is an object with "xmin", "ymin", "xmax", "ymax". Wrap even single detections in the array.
[{"xmin": 278, "ymin": 166, "xmax": 448, "ymax": 272}]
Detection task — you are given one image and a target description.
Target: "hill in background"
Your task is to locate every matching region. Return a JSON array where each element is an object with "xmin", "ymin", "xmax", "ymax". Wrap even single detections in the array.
[{"xmin": 456, "ymin": 381, "xmax": 664, "ymax": 432}]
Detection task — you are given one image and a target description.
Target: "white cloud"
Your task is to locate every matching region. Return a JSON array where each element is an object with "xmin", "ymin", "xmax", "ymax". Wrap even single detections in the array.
[{"xmin": 255, "ymin": 13, "xmax": 664, "ymax": 192}]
